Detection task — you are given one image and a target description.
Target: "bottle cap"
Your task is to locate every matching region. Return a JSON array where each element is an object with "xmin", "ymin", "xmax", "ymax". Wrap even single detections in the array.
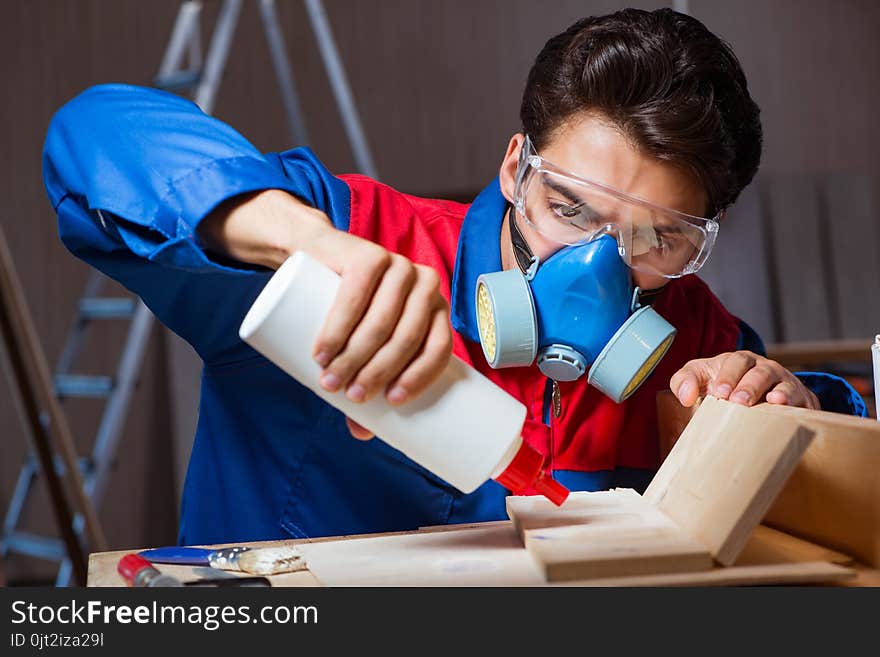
[{"xmin": 494, "ymin": 441, "xmax": 569, "ymax": 506}]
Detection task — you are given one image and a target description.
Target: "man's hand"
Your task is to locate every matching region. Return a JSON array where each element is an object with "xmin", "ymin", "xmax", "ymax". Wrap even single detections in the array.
[
  {"xmin": 198, "ymin": 189, "xmax": 453, "ymax": 440},
  {"xmin": 670, "ymin": 350, "xmax": 820, "ymax": 410},
  {"xmin": 305, "ymin": 224, "xmax": 452, "ymax": 416}
]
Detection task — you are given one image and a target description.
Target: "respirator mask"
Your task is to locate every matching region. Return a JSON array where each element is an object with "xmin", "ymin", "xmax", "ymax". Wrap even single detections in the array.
[{"xmin": 475, "ymin": 136, "xmax": 721, "ymax": 402}]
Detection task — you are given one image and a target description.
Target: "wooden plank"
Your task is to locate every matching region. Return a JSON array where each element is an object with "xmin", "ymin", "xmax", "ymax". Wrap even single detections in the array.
[
  {"xmin": 297, "ymin": 523, "xmax": 547, "ymax": 587},
  {"xmin": 288, "ymin": 522, "xmax": 854, "ymax": 587},
  {"xmin": 508, "ymin": 488, "xmax": 644, "ymax": 539},
  {"xmin": 755, "ymin": 403, "xmax": 880, "ymax": 567},
  {"xmin": 644, "ymin": 396, "xmax": 814, "ymax": 565},
  {"xmin": 737, "ymin": 525, "xmax": 854, "ymax": 566},
  {"xmin": 560, "ymin": 561, "xmax": 854, "ymax": 587},
  {"xmin": 87, "ymin": 523, "xmax": 512, "ymax": 587},
  {"xmin": 88, "ymin": 521, "xmax": 862, "ymax": 587},
  {"xmin": 0, "ymin": 227, "xmax": 105, "ymax": 585},
  {"xmin": 509, "ymin": 490, "xmax": 712, "ymax": 582},
  {"xmin": 654, "ymin": 393, "xmax": 880, "ymax": 568},
  {"xmin": 824, "ymin": 174, "xmax": 880, "ymax": 339},
  {"xmin": 763, "ymin": 175, "xmax": 834, "ymax": 341}
]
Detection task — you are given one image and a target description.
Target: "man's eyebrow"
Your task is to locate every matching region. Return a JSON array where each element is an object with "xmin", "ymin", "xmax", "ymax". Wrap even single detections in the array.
[{"xmin": 543, "ymin": 175, "xmax": 585, "ymax": 206}]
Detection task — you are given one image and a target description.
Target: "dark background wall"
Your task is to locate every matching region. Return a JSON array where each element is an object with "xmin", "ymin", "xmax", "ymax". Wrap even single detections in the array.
[{"xmin": 2, "ymin": 0, "xmax": 878, "ymax": 583}]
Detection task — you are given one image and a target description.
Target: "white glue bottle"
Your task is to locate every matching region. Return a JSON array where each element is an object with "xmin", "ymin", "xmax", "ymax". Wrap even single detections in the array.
[{"xmin": 239, "ymin": 251, "xmax": 569, "ymax": 506}]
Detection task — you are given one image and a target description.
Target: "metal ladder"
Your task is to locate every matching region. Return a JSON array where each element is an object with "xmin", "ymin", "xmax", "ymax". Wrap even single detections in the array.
[
  {"xmin": 1, "ymin": 0, "xmax": 375, "ymax": 586},
  {"xmin": 156, "ymin": 0, "xmax": 377, "ymax": 175},
  {"xmin": 1, "ymin": 275, "xmax": 152, "ymax": 586}
]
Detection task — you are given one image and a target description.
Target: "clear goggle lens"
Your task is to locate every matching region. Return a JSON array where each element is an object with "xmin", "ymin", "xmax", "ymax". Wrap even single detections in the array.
[{"xmin": 514, "ymin": 140, "xmax": 720, "ymax": 278}]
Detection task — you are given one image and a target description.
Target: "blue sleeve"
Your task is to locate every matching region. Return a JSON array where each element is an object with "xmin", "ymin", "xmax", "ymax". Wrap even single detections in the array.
[
  {"xmin": 736, "ymin": 320, "xmax": 867, "ymax": 417},
  {"xmin": 42, "ymin": 83, "xmax": 350, "ymax": 364}
]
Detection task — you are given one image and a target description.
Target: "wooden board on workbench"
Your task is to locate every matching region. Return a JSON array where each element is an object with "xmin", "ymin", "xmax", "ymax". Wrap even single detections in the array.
[
  {"xmin": 656, "ymin": 392, "xmax": 880, "ymax": 568},
  {"xmin": 296, "ymin": 522, "xmax": 546, "ymax": 586},
  {"xmin": 293, "ymin": 521, "xmax": 855, "ymax": 587},
  {"xmin": 87, "ymin": 521, "xmax": 858, "ymax": 587},
  {"xmin": 507, "ymin": 489, "xmax": 713, "ymax": 581},
  {"xmin": 87, "ymin": 523, "xmax": 521, "ymax": 587},
  {"xmin": 645, "ymin": 395, "xmax": 814, "ymax": 565},
  {"xmin": 563, "ymin": 561, "xmax": 853, "ymax": 587}
]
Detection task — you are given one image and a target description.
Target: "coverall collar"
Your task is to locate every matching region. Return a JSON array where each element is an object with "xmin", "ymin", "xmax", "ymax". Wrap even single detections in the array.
[{"xmin": 450, "ymin": 177, "xmax": 507, "ymax": 343}]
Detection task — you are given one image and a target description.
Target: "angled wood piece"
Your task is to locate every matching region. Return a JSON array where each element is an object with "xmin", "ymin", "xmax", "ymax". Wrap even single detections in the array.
[
  {"xmin": 644, "ymin": 396, "xmax": 814, "ymax": 565},
  {"xmin": 507, "ymin": 489, "xmax": 713, "ymax": 582},
  {"xmin": 656, "ymin": 393, "xmax": 880, "ymax": 568},
  {"xmin": 755, "ymin": 403, "xmax": 880, "ymax": 567}
]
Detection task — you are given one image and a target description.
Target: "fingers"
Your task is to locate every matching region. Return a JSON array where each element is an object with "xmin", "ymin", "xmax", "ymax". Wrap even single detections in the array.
[
  {"xmin": 312, "ymin": 245, "xmax": 391, "ymax": 368},
  {"xmin": 765, "ymin": 381, "xmax": 796, "ymax": 406},
  {"xmin": 710, "ymin": 351, "xmax": 760, "ymax": 400},
  {"xmin": 345, "ymin": 266, "xmax": 441, "ymax": 403},
  {"xmin": 345, "ymin": 417, "xmax": 374, "ymax": 440},
  {"xmin": 766, "ymin": 380, "xmax": 820, "ymax": 409},
  {"xmin": 670, "ymin": 361, "xmax": 706, "ymax": 407},
  {"xmin": 386, "ymin": 302, "xmax": 453, "ymax": 404},
  {"xmin": 670, "ymin": 351, "xmax": 804, "ymax": 409},
  {"xmin": 319, "ymin": 255, "xmax": 417, "ymax": 396},
  {"xmin": 728, "ymin": 360, "xmax": 784, "ymax": 406}
]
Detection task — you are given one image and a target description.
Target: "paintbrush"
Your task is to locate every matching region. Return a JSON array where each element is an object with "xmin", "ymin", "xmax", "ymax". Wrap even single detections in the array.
[{"xmin": 138, "ymin": 545, "xmax": 306, "ymax": 575}]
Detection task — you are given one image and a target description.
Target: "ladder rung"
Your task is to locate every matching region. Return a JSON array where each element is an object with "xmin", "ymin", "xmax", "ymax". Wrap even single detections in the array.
[
  {"xmin": 154, "ymin": 69, "xmax": 202, "ymax": 91},
  {"xmin": 54, "ymin": 374, "xmax": 114, "ymax": 398},
  {"xmin": 2, "ymin": 531, "xmax": 66, "ymax": 562},
  {"xmin": 79, "ymin": 297, "xmax": 136, "ymax": 319},
  {"xmin": 49, "ymin": 455, "xmax": 94, "ymax": 478}
]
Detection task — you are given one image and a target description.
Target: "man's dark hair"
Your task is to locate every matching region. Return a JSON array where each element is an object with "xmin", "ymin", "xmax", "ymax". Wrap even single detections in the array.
[{"xmin": 521, "ymin": 8, "xmax": 762, "ymax": 214}]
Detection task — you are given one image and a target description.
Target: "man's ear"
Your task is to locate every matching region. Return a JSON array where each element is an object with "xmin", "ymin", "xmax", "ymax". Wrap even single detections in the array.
[{"xmin": 498, "ymin": 133, "xmax": 526, "ymax": 204}]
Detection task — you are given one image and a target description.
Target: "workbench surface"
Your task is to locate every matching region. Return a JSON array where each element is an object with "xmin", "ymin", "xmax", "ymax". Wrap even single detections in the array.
[{"xmin": 88, "ymin": 520, "xmax": 879, "ymax": 587}]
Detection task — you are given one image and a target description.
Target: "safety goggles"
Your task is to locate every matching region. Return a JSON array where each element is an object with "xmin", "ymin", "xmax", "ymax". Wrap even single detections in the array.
[{"xmin": 513, "ymin": 136, "xmax": 721, "ymax": 278}]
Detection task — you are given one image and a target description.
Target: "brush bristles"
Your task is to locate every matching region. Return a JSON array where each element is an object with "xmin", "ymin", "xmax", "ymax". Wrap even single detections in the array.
[{"xmin": 238, "ymin": 546, "xmax": 307, "ymax": 575}]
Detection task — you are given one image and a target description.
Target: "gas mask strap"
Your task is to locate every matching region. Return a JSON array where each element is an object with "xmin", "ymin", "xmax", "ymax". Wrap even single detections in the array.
[
  {"xmin": 507, "ymin": 204, "xmax": 538, "ymax": 277},
  {"xmin": 637, "ymin": 286, "xmax": 666, "ymax": 307}
]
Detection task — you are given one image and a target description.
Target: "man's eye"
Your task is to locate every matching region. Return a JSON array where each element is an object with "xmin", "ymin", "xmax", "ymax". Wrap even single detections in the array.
[
  {"xmin": 654, "ymin": 231, "xmax": 686, "ymax": 252},
  {"xmin": 550, "ymin": 203, "xmax": 582, "ymax": 219}
]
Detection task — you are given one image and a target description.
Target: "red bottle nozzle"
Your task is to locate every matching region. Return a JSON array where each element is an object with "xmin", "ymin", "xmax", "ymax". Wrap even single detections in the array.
[
  {"xmin": 494, "ymin": 441, "xmax": 569, "ymax": 506},
  {"xmin": 533, "ymin": 471, "xmax": 570, "ymax": 507}
]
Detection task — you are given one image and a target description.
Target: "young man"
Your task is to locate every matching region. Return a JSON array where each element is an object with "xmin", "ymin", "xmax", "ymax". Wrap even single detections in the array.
[{"xmin": 43, "ymin": 9, "xmax": 863, "ymax": 545}]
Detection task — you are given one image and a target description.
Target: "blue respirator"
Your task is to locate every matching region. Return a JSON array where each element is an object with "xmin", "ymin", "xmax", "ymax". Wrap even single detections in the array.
[{"xmin": 475, "ymin": 234, "xmax": 676, "ymax": 402}]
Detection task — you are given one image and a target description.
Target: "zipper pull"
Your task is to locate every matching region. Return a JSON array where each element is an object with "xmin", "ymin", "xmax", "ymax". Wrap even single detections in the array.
[{"xmin": 552, "ymin": 380, "xmax": 562, "ymax": 418}]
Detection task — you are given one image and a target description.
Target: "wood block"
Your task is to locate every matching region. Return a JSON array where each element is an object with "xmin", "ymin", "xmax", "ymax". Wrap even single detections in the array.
[
  {"xmin": 755, "ymin": 404, "xmax": 880, "ymax": 567},
  {"xmin": 645, "ymin": 396, "xmax": 814, "ymax": 565},
  {"xmin": 508, "ymin": 488, "xmax": 644, "ymax": 539},
  {"xmin": 507, "ymin": 489, "xmax": 713, "ymax": 581},
  {"xmin": 656, "ymin": 393, "xmax": 880, "ymax": 568}
]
